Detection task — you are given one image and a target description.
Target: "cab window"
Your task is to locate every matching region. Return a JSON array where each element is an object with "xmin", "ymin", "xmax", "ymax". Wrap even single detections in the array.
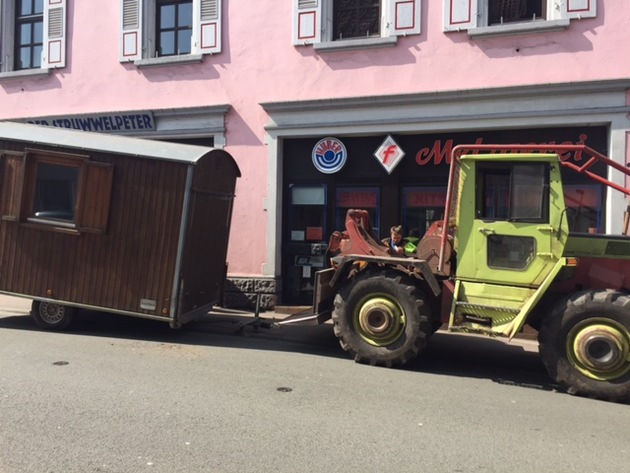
[{"xmin": 477, "ymin": 162, "xmax": 549, "ymax": 223}]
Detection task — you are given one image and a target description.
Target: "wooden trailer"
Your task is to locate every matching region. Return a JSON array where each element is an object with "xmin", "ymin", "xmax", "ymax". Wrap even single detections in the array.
[{"xmin": 0, "ymin": 121, "xmax": 240, "ymax": 329}]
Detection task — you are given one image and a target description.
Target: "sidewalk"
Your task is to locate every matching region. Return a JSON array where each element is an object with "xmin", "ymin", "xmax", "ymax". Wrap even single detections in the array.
[
  {"xmin": 0, "ymin": 294, "xmax": 32, "ymax": 316},
  {"xmin": 0, "ymin": 294, "xmax": 538, "ymax": 342}
]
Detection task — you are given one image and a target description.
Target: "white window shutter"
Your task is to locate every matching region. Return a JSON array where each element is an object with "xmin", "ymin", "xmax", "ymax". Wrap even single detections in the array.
[
  {"xmin": 561, "ymin": 0, "xmax": 597, "ymax": 20},
  {"xmin": 443, "ymin": 0, "xmax": 477, "ymax": 32},
  {"xmin": 120, "ymin": 0, "xmax": 143, "ymax": 61},
  {"xmin": 391, "ymin": 0, "xmax": 421, "ymax": 36},
  {"xmin": 293, "ymin": 0, "xmax": 322, "ymax": 45},
  {"xmin": 42, "ymin": 0, "xmax": 66, "ymax": 68},
  {"xmin": 192, "ymin": 0, "xmax": 222, "ymax": 54}
]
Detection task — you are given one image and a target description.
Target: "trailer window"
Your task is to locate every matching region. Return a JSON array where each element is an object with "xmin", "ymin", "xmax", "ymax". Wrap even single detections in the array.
[
  {"xmin": 0, "ymin": 149, "xmax": 114, "ymax": 233},
  {"xmin": 32, "ymin": 162, "xmax": 79, "ymax": 223}
]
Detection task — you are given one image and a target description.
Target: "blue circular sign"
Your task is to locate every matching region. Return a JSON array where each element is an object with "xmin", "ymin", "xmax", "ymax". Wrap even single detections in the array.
[{"xmin": 312, "ymin": 137, "xmax": 347, "ymax": 174}]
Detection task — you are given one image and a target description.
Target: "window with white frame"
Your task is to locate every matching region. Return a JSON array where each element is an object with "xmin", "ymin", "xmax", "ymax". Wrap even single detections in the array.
[
  {"xmin": 157, "ymin": 0, "xmax": 193, "ymax": 56},
  {"xmin": 15, "ymin": 0, "xmax": 44, "ymax": 70},
  {"xmin": 487, "ymin": 0, "xmax": 545, "ymax": 24},
  {"xmin": 293, "ymin": 0, "xmax": 421, "ymax": 47},
  {"xmin": 0, "ymin": 0, "xmax": 67, "ymax": 75},
  {"xmin": 334, "ymin": 0, "xmax": 381, "ymax": 40},
  {"xmin": 444, "ymin": 0, "xmax": 596, "ymax": 34},
  {"xmin": 119, "ymin": 0, "xmax": 222, "ymax": 63}
]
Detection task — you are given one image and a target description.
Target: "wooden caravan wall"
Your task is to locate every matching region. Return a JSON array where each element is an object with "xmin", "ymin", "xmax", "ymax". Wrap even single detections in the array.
[
  {"xmin": 179, "ymin": 150, "xmax": 240, "ymax": 313},
  {"xmin": 0, "ymin": 138, "xmax": 188, "ymax": 317}
]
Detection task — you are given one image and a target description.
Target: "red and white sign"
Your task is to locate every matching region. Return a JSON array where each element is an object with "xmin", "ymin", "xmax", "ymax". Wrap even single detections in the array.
[
  {"xmin": 374, "ymin": 135, "xmax": 405, "ymax": 174},
  {"xmin": 312, "ymin": 137, "xmax": 347, "ymax": 174}
]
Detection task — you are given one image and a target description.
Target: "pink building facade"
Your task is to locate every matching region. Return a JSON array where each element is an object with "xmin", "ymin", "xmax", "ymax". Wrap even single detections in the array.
[{"xmin": 0, "ymin": 0, "xmax": 628, "ymax": 307}]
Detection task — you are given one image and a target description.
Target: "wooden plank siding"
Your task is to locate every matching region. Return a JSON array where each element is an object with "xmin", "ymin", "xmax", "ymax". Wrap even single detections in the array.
[
  {"xmin": 0, "ymin": 139, "xmax": 188, "ymax": 318},
  {"xmin": 0, "ymin": 122, "xmax": 241, "ymax": 326}
]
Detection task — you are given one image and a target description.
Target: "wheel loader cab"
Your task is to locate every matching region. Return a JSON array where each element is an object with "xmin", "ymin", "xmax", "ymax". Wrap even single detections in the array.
[
  {"xmin": 447, "ymin": 153, "xmax": 570, "ymax": 336},
  {"xmin": 454, "ymin": 154, "xmax": 567, "ymax": 286}
]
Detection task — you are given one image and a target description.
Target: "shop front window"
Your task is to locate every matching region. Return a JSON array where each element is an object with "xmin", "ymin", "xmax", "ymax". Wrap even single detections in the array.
[
  {"xmin": 564, "ymin": 184, "xmax": 602, "ymax": 233},
  {"xmin": 284, "ymin": 185, "xmax": 327, "ymax": 304},
  {"xmin": 335, "ymin": 187, "xmax": 380, "ymax": 238},
  {"xmin": 290, "ymin": 185, "xmax": 326, "ymax": 241},
  {"xmin": 402, "ymin": 187, "xmax": 447, "ymax": 239}
]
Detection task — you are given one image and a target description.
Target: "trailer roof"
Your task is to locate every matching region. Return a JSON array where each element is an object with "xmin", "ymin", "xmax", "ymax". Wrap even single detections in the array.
[{"xmin": 0, "ymin": 121, "xmax": 220, "ymax": 164}]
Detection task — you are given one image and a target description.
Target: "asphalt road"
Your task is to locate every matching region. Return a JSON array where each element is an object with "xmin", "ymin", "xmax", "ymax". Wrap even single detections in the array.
[{"xmin": 1, "ymin": 297, "xmax": 629, "ymax": 473}]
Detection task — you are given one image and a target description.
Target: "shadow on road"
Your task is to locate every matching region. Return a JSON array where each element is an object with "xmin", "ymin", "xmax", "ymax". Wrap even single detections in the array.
[{"xmin": 0, "ymin": 307, "xmax": 557, "ymax": 394}]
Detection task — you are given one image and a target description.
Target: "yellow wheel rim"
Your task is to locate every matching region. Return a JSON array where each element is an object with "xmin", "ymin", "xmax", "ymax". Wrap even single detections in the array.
[
  {"xmin": 354, "ymin": 296, "xmax": 406, "ymax": 347},
  {"xmin": 567, "ymin": 318, "xmax": 630, "ymax": 381}
]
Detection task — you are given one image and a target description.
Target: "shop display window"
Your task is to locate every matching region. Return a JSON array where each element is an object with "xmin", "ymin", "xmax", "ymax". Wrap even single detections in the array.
[
  {"xmin": 290, "ymin": 185, "xmax": 326, "ymax": 241},
  {"xmin": 402, "ymin": 187, "xmax": 447, "ymax": 238},
  {"xmin": 284, "ymin": 185, "xmax": 328, "ymax": 304},
  {"xmin": 564, "ymin": 185, "xmax": 602, "ymax": 233},
  {"xmin": 335, "ymin": 187, "xmax": 380, "ymax": 238}
]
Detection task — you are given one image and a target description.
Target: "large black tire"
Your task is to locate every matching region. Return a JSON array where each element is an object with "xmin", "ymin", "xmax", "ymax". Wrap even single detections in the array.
[
  {"xmin": 538, "ymin": 290, "xmax": 630, "ymax": 403},
  {"xmin": 31, "ymin": 300, "xmax": 76, "ymax": 331},
  {"xmin": 332, "ymin": 269, "xmax": 432, "ymax": 367}
]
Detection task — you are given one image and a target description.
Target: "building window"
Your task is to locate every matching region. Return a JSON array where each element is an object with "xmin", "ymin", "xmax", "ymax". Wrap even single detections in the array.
[
  {"xmin": 15, "ymin": 0, "xmax": 44, "ymax": 70},
  {"xmin": 335, "ymin": 187, "xmax": 380, "ymax": 237},
  {"xmin": 293, "ymin": 0, "xmax": 421, "ymax": 46},
  {"xmin": 402, "ymin": 187, "xmax": 447, "ymax": 235},
  {"xmin": 444, "ymin": 0, "xmax": 596, "ymax": 34},
  {"xmin": 564, "ymin": 184, "xmax": 601, "ymax": 233},
  {"xmin": 284, "ymin": 185, "xmax": 328, "ymax": 304},
  {"xmin": 333, "ymin": 0, "xmax": 381, "ymax": 40},
  {"xmin": 120, "ymin": 0, "xmax": 222, "ymax": 62},
  {"xmin": 289, "ymin": 185, "xmax": 327, "ymax": 241},
  {"xmin": 488, "ymin": 0, "xmax": 545, "ymax": 25},
  {"xmin": 0, "ymin": 0, "xmax": 67, "ymax": 75},
  {"xmin": 157, "ymin": 0, "xmax": 193, "ymax": 56}
]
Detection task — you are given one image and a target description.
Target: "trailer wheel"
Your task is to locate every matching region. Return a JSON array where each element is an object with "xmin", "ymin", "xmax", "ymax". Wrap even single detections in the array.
[
  {"xmin": 31, "ymin": 301, "xmax": 76, "ymax": 331},
  {"xmin": 538, "ymin": 290, "xmax": 630, "ymax": 403},
  {"xmin": 332, "ymin": 269, "xmax": 431, "ymax": 367}
]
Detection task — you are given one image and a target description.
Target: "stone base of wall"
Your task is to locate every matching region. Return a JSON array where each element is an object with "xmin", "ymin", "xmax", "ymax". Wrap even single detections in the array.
[{"xmin": 223, "ymin": 277, "xmax": 280, "ymax": 310}]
